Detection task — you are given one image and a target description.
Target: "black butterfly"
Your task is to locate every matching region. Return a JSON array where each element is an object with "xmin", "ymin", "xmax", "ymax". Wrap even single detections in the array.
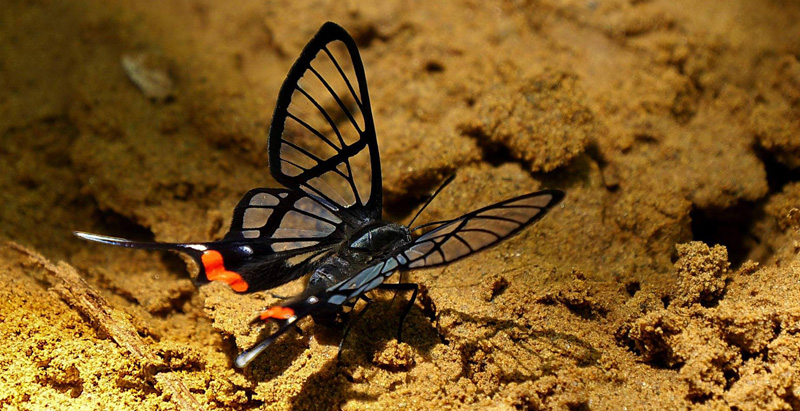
[{"xmin": 75, "ymin": 22, "xmax": 564, "ymax": 368}]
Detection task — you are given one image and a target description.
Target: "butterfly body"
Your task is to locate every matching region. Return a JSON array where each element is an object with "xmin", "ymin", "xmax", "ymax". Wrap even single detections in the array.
[
  {"xmin": 301, "ymin": 222, "xmax": 410, "ymax": 321},
  {"xmin": 75, "ymin": 22, "xmax": 565, "ymax": 368}
]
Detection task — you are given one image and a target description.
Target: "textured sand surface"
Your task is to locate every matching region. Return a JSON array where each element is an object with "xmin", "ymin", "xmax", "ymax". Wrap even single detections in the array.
[{"xmin": 2, "ymin": 1, "xmax": 800, "ymax": 409}]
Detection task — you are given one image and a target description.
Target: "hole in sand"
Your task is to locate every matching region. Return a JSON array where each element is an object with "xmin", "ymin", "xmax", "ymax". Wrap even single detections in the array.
[{"xmin": 690, "ymin": 203, "xmax": 762, "ymax": 268}]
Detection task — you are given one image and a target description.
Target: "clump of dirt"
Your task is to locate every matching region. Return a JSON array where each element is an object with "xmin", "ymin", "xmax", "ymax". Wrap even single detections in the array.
[
  {"xmin": 751, "ymin": 56, "xmax": 800, "ymax": 170},
  {"xmin": 460, "ymin": 69, "xmax": 595, "ymax": 172},
  {"xmin": 618, "ymin": 242, "xmax": 800, "ymax": 407},
  {"xmin": 672, "ymin": 242, "xmax": 729, "ymax": 307},
  {"xmin": 0, "ymin": 246, "xmax": 164, "ymax": 409},
  {"xmin": 372, "ymin": 340, "xmax": 415, "ymax": 371},
  {"xmin": 766, "ymin": 182, "xmax": 800, "ymax": 231},
  {"xmin": 3, "ymin": 0, "xmax": 800, "ymax": 410}
]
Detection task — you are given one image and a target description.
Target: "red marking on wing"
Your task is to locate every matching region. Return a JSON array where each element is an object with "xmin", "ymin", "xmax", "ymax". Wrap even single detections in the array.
[
  {"xmin": 260, "ymin": 306, "xmax": 295, "ymax": 321},
  {"xmin": 201, "ymin": 250, "xmax": 249, "ymax": 292}
]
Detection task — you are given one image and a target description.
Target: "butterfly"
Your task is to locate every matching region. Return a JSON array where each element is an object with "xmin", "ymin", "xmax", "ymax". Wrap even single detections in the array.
[{"xmin": 74, "ymin": 22, "xmax": 564, "ymax": 368}]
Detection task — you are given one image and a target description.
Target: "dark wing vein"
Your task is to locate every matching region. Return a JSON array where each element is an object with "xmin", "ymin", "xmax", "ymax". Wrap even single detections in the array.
[
  {"xmin": 323, "ymin": 46, "xmax": 362, "ymax": 107},
  {"xmin": 307, "ymin": 64, "xmax": 363, "ymax": 133}
]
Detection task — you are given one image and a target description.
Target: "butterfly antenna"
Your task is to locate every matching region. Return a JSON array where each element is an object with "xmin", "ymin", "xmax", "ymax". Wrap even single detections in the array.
[{"xmin": 407, "ymin": 174, "xmax": 456, "ymax": 229}]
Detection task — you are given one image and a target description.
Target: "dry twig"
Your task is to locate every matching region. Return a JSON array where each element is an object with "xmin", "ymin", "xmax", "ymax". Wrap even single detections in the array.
[{"xmin": 6, "ymin": 242, "xmax": 203, "ymax": 411}]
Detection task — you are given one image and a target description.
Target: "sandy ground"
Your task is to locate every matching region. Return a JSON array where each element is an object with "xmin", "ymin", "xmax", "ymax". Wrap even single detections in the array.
[{"xmin": 2, "ymin": 1, "xmax": 800, "ymax": 410}]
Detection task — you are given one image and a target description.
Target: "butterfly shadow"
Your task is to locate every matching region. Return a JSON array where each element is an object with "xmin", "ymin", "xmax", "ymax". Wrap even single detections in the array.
[
  {"xmin": 237, "ymin": 295, "xmax": 440, "ymax": 407},
  {"xmin": 433, "ymin": 307, "xmax": 602, "ymax": 388},
  {"xmin": 284, "ymin": 301, "xmax": 601, "ymax": 407},
  {"xmin": 240, "ymin": 291, "xmax": 440, "ymax": 376}
]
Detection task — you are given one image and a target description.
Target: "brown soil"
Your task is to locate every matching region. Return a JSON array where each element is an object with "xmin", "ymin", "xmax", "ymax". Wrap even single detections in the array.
[{"xmin": 2, "ymin": 1, "xmax": 800, "ymax": 410}]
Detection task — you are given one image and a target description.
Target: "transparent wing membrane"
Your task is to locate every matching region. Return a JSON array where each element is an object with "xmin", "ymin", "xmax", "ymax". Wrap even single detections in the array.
[{"xmin": 236, "ymin": 187, "xmax": 562, "ymax": 367}]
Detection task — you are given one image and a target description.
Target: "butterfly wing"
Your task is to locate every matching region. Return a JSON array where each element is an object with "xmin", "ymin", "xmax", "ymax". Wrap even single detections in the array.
[
  {"xmin": 268, "ymin": 22, "xmax": 381, "ymax": 224},
  {"xmin": 400, "ymin": 190, "xmax": 565, "ymax": 268},
  {"xmin": 208, "ymin": 187, "xmax": 350, "ymax": 292},
  {"xmin": 73, "ymin": 188, "xmax": 347, "ymax": 293},
  {"xmin": 194, "ymin": 21, "xmax": 384, "ymax": 292},
  {"xmin": 225, "ymin": 187, "xmax": 346, "ymax": 246},
  {"xmin": 75, "ymin": 22, "xmax": 383, "ymax": 292}
]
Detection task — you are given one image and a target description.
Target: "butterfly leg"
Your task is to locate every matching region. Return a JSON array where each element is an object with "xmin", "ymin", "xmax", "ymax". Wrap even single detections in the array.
[
  {"xmin": 292, "ymin": 323, "xmax": 304, "ymax": 336},
  {"xmin": 377, "ymin": 282, "xmax": 419, "ymax": 342},
  {"xmin": 388, "ymin": 272, "xmax": 406, "ymax": 306},
  {"xmin": 337, "ymin": 295, "xmax": 373, "ymax": 362}
]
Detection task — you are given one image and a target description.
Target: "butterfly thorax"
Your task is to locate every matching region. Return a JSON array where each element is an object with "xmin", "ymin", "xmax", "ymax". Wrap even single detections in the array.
[
  {"xmin": 346, "ymin": 222, "xmax": 412, "ymax": 257},
  {"xmin": 305, "ymin": 221, "xmax": 410, "ymax": 296}
]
